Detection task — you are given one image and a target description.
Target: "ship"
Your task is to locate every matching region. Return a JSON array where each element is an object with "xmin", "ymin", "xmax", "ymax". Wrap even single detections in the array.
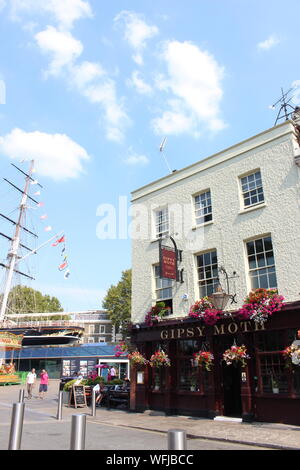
[{"xmin": 0, "ymin": 160, "xmax": 83, "ymax": 346}]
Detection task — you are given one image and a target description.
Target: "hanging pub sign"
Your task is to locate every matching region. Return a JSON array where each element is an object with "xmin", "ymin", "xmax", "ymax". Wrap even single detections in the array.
[
  {"xmin": 159, "ymin": 236, "xmax": 183, "ymax": 282},
  {"xmin": 161, "ymin": 246, "xmax": 177, "ymax": 279}
]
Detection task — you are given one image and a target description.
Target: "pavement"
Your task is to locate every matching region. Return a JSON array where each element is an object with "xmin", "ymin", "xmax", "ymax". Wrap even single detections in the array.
[{"xmin": 1, "ymin": 380, "xmax": 300, "ymax": 450}]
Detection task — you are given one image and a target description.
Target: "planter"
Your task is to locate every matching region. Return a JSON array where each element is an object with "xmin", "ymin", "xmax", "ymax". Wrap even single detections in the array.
[
  {"xmin": 154, "ymin": 385, "xmax": 160, "ymax": 391},
  {"xmin": 190, "ymin": 386, "xmax": 196, "ymax": 392},
  {"xmin": 272, "ymin": 388, "xmax": 279, "ymax": 394}
]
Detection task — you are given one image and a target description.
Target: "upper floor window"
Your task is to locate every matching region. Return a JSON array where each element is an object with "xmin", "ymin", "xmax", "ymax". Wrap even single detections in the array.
[
  {"xmin": 194, "ymin": 190, "xmax": 212, "ymax": 225},
  {"xmin": 196, "ymin": 250, "xmax": 219, "ymax": 298},
  {"xmin": 154, "ymin": 265, "xmax": 172, "ymax": 301},
  {"xmin": 246, "ymin": 235, "xmax": 277, "ymax": 289},
  {"xmin": 240, "ymin": 170, "xmax": 264, "ymax": 208},
  {"xmin": 155, "ymin": 207, "xmax": 169, "ymax": 238}
]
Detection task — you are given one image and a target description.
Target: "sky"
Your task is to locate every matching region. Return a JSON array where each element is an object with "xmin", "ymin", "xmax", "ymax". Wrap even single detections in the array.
[{"xmin": 0, "ymin": 0, "xmax": 299, "ymax": 312}]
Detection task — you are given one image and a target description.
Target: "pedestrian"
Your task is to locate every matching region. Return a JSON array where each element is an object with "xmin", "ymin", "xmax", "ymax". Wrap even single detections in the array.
[
  {"xmin": 93, "ymin": 382, "xmax": 105, "ymax": 406},
  {"xmin": 26, "ymin": 368, "xmax": 36, "ymax": 399},
  {"xmin": 39, "ymin": 369, "xmax": 49, "ymax": 399},
  {"xmin": 109, "ymin": 366, "xmax": 116, "ymax": 381}
]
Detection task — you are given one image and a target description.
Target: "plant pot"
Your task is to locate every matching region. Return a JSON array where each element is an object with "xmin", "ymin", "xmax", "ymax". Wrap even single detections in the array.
[
  {"xmin": 190, "ymin": 386, "xmax": 196, "ymax": 392},
  {"xmin": 272, "ymin": 387, "xmax": 279, "ymax": 394},
  {"xmin": 154, "ymin": 385, "xmax": 160, "ymax": 391},
  {"xmin": 62, "ymin": 390, "xmax": 70, "ymax": 404}
]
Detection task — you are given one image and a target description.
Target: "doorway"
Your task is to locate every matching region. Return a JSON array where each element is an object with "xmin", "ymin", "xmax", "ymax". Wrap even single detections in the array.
[{"xmin": 222, "ymin": 363, "xmax": 242, "ymax": 417}]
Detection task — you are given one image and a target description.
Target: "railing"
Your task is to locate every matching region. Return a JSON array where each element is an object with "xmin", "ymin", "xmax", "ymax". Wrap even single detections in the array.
[{"xmin": 0, "ymin": 320, "xmax": 84, "ymax": 329}]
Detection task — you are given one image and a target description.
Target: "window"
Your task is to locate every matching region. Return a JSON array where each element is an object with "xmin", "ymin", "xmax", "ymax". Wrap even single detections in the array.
[
  {"xmin": 246, "ymin": 236, "xmax": 277, "ymax": 289},
  {"xmin": 176, "ymin": 340, "xmax": 209, "ymax": 392},
  {"xmin": 154, "ymin": 265, "xmax": 172, "ymax": 301},
  {"xmin": 194, "ymin": 190, "xmax": 212, "ymax": 225},
  {"xmin": 240, "ymin": 170, "xmax": 264, "ymax": 208},
  {"xmin": 100, "ymin": 325, "xmax": 106, "ymax": 334},
  {"xmin": 155, "ymin": 207, "xmax": 169, "ymax": 238},
  {"xmin": 196, "ymin": 250, "xmax": 219, "ymax": 298}
]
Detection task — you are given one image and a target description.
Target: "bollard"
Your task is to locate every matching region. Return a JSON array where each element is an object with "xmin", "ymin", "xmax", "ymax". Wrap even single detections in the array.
[
  {"xmin": 168, "ymin": 429, "xmax": 187, "ymax": 450},
  {"xmin": 91, "ymin": 388, "xmax": 96, "ymax": 417},
  {"xmin": 18, "ymin": 389, "xmax": 25, "ymax": 403},
  {"xmin": 8, "ymin": 402, "xmax": 25, "ymax": 450},
  {"xmin": 70, "ymin": 414, "xmax": 86, "ymax": 450},
  {"xmin": 57, "ymin": 390, "xmax": 63, "ymax": 420}
]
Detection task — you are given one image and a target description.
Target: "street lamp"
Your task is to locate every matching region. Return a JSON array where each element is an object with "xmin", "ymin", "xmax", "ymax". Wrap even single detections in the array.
[
  {"xmin": 209, "ymin": 285, "xmax": 232, "ymax": 311},
  {"xmin": 209, "ymin": 266, "xmax": 238, "ymax": 310}
]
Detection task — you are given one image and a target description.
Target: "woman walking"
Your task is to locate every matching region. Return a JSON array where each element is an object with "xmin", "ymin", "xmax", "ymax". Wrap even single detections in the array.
[{"xmin": 39, "ymin": 369, "xmax": 49, "ymax": 399}]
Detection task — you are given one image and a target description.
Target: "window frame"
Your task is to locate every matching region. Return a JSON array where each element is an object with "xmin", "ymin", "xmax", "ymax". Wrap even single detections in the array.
[
  {"xmin": 239, "ymin": 169, "xmax": 265, "ymax": 210},
  {"xmin": 193, "ymin": 189, "xmax": 213, "ymax": 226},
  {"xmin": 245, "ymin": 235, "xmax": 277, "ymax": 290},
  {"xmin": 196, "ymin": 249, "xmax": 219, "ymax": 298},
  {"xmin": 154, "ymin": 206, "xmax": 169, "ymax": 239}
]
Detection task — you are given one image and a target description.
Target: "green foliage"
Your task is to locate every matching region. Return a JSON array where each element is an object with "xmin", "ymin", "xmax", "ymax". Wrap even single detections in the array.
[
  {"xmin": 108, "ymin": 378, "xmax": 123, "ymax": 385},
  {"xmin": 102, "ymin": 269, "xmax": 131, "ymax": 330},
  {"xmin": 85, "ymin": 376, "xmax": 105, "ymax": 386},
  {"xmin": 6, "ymin": 285, "xmax": 64, "ymax": 313}
]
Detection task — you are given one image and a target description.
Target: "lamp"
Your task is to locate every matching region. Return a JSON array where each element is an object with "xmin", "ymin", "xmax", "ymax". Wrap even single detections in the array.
[{"xmin": 209, "ymin": 285, "xmax": 232, "ymax": 311}]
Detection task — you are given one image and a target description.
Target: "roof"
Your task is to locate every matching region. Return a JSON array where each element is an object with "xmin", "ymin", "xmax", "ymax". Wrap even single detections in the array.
[
  {"xmin": 5, "ymin": 343, "xmax": 128, "ymax": 360},
  {"xmin": 131, "ymin": 121, "xmax": 296, "ymax": 202}
]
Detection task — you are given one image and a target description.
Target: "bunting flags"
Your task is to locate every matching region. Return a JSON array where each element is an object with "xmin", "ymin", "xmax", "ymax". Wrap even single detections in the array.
[{"xmin": 33, "ymin": 184, "xmax": 71, "ymax": 280}]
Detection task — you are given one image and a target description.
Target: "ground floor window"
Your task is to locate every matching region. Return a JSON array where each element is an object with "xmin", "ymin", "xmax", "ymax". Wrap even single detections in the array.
[{"xmin": 176, "ymin": 339, "xmax": 209, "ymax": 392}]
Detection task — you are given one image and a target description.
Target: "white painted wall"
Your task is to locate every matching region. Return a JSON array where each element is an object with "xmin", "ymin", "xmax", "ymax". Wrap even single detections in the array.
[{"xmin": 131, "ymin": 122, "xmax": 300, "ymax": 323}]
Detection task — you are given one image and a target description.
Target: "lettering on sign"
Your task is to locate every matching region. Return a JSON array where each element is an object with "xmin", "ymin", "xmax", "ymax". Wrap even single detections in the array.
[
  {"xmin": 161, "ymin": 246, "xmax": 177, "ymax": 280},
  {"xmin": 160, "ymin": 321, "xmax": 265, "ymax": 340}
]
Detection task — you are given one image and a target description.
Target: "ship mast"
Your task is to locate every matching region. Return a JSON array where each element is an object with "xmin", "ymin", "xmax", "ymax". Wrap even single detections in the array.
[{"xmin": 0, "ymin": 160, "xmax": 36, "ymax": 321}]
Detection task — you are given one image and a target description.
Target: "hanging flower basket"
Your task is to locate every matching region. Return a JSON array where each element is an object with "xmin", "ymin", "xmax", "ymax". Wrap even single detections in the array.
[
  {"xmin": 222, "ymin": 344, "xmax": 250, "ymax": 368},
  {"xmin": 149, "ymin": 350, "xmax": 171, "ymax": 368},
  {"xmin": 145, "ymin": 302, "xmax": 170, "ymax": 326},
  {"xmin": 128, "ymin": 351, "xmax": 148, "ymax": 368},
  {"xmin": 188, "ymin": 298, "xmax": 222, "ymax": 326},
  {"xmin": 238, "ymin": 288, "xmax": 284, "ymax": 324},
  {"xmin": 193, "ymin": 351, "xmax": 214, "ymax": 371},
  {"xmin": 282, "ymin": 344, "xmax": 300, "ymax": 367}
]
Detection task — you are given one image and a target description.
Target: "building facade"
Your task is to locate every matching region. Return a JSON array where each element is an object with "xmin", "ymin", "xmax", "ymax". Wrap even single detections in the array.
[{"xmin": 130, "ymin": 120, "xmax": 300, "ymax": 425}]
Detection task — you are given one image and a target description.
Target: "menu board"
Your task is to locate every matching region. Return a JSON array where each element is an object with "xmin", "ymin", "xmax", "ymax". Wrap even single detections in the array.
[{"xmin": 72, "ymin": 385, "xmax": 87, "ymax": 408}]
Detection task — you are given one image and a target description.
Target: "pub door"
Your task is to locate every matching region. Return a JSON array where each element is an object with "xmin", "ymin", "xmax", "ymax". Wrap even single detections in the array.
[{"xmin": 222, "ymin": 362, "xmax": 242, "ymax": 417}]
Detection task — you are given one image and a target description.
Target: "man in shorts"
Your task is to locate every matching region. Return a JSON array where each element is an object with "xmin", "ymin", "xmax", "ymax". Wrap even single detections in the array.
[{"xmin": 26, "ymin": 368, "xmax": 37, "ymax": 399}]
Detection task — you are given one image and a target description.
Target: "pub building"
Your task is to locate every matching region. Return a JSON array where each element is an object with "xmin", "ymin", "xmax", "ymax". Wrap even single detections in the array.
[{"xmin": 129, "ymin": 118, "xmax": 300, "ymax": 425}]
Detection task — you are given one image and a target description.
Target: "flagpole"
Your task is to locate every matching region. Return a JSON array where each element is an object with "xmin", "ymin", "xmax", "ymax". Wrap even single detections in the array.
[{"xmin": 19, "ymin": 231, "xmax": 64, "ymax": 262}]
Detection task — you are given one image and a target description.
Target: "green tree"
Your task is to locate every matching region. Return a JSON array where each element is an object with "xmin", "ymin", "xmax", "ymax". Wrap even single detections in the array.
[
  {"xmin": 102, "ymin": 269, "xmax": 132, "ymax": 331},
  {"xmin": 6, "ymin": 285, "xmax": 64, "ymax": 313}
]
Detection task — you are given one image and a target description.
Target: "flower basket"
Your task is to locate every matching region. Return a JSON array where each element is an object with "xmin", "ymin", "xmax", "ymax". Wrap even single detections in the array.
[
  {"xmin": 282, "ymin": 344, "xmax": 300, "ymax": 367},
  {"xmin": 222, "ymin": 344, "xmax": 250, "ymax": 368},
  {"xmin": 114, "ymin": 341, "xmax": 128, "ymax": 357},
  {"xmin": 193, "ymin": 351, "xmax": 214, "ymax": 371},
  {"xmin": 128, "ymin": 351, "xmax": 148, "ymax": 368},
  {"xmin": 149, "ymin": 350, "xmax": 171, "ymax": 368},
  {"xmin": 189, "ymin": 297, "xmax": 223, "ymax": 326},
  {"xmin": 238, "ymin": 288, "xmax": 285, "ymax": 324},
  {"xmin": 145, "ymin": 302, "xmax": 170, "ymax": 326}
]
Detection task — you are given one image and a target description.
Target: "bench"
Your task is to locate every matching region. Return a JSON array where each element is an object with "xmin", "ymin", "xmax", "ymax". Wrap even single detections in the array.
[{"xmin": 107, "ymin": 386, "xmax": 130, "ymax": 409}]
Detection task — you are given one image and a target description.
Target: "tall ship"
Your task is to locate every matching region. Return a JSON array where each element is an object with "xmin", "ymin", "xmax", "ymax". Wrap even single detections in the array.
[{"xmin": 0, "ymin": 160, "xmax": 84, "ymax": 346}]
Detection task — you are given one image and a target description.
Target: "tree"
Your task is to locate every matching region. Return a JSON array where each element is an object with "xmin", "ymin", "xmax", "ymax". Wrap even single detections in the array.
[
  {"xmin": 6, "ymin": 285, "xmax": 64, "ymax": 314},
  {"xmin": 102, "ymin": 269, "xmax": 132, "ymax": 332}
]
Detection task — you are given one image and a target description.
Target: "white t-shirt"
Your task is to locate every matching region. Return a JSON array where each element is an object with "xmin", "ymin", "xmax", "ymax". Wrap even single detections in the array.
[
  {"xmin": 27, "ymin": 372, "xmax": 36, "ymax": 384},
  {"xmin": 110, "ymin": 368, "xmax": 116, "ymax": 377}
]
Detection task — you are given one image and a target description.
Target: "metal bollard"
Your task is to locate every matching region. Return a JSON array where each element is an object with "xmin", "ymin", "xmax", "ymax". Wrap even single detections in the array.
[
  {"xmin": 57, "ymin": 390, "xmax": 63, "ymax": 420},
  {"xmin": 18, "ymin": 389, "xmax": 25, "ymax": 403},
  {"xmin": 70, "ymin": 414, "xmax": 86, "ymax": 450},
  {"xmin": 91, "ymin": 388, "xmax": 96, "ymax": 417},
  {"xmin": 8, "ymin": 402, "xmax": 25, "ymax": 450},
  {"xmin": 167, "ymin": 429, "xmax": 187, "ymax": 450}
]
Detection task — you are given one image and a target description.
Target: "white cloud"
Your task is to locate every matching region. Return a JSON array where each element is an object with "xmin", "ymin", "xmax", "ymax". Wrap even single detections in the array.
[
  {"xmin": 128, "ymin": 70, "xmax": 152, "ymax": 95},
  {"xmin": 0, "ymin": 128, "xmax": 90, "ymax": 180},
  {"xmin": 35, "ymin": 26, "xmax": 83, "ymax": 76},
  {"xmin": 151, "ymin": 40, "xmax": 226, "ymax": 137},
  {"xmin": 33, "ymin": 27, "xmax": 129, "ymax": 142},
  {"xmin": 257, "ymin": 34, "xmax": 280, "ymax": 51},
  {"xmin": 0, "ymin": 0, "xmax": 6, "ymax": 12},
  {"xmin": 10, "ymin": 0, "xmax": 92, "ymax": 30},
  {"xmin": 124, "ymin": 152, "xmax": 149, "ymax": 166},
  {"xmin": 114, "ymin": 10, "xmax": 159, "ymax": 65}
]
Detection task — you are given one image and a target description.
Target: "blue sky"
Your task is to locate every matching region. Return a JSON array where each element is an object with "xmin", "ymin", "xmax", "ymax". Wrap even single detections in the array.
[{"xmin": 0, "ymin": 0, "xmax": 299, "ymax": 311}]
